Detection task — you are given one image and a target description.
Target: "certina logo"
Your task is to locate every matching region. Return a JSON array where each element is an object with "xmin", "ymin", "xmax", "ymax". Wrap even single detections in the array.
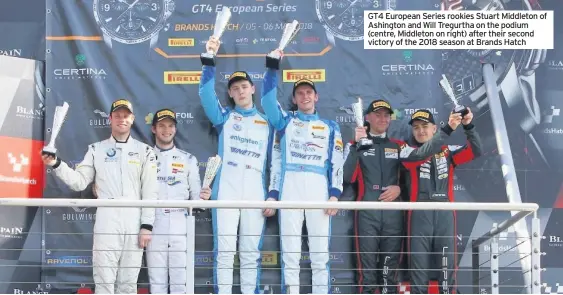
[
  {"xmin": 168, "ymin": 38, "xmax": 194, "ymax": 47},
  {"xmin": 53, "ymin": 54, "xmax": 107, "ymax": 80},
  {"xmin": 221, "ymin": 72, "xmax": 264, "ymax": 82},
  {"xmin": 381, "ymin": 50, "xmax": 435, "ymax": 76},
  {"xmin": 0, "ymin": 48, "xmax": 22, "ymax": 57},
  {"xmin": 90, "ymin": 109, "xmax": 110, "ymax": 128},
  {"xmin": 164, "ymin": 71, "xmax": 201, "ymax": 84},
  {"xmin": 283, "ymin": 69, "xmax": 325, "ymax": 82}
]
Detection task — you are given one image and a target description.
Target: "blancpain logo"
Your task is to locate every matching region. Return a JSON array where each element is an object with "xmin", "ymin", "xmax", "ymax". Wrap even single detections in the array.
[
  {"xmin": 0, "ymin": 49, "xmax": 22, "ymax": 57},
  {"xmin": 0, "ymin": 226, "xmax": 23, "ymax": 239},
  {"xmin": 547, "ymin": 60, "xmax": 563, "ymax": 70}
]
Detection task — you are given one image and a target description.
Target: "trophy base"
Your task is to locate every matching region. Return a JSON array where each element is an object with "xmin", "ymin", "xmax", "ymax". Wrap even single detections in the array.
[
  {"xmin": 356, "ymin": 138, "xmax": 373, "ymax": 150},
  {"xmin": 200, "ymin": 53, "xmax": 216, "ymax": 67},
  {"xmin": 266, "ymin": 54, "xmax": 281, "ymax": 70},
  {"xmin": 42, "ymin": 146, "xmax": 57, "ymax": 158},
  {"xmin": 453, "ymin": 105, "xmax": 469, "ymax": 117}
]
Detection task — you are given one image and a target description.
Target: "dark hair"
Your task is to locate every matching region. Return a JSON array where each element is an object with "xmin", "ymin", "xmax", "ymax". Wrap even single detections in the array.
[{"xmin": 288, "ymin": 94, "xmax": 298, "ymax": 112}]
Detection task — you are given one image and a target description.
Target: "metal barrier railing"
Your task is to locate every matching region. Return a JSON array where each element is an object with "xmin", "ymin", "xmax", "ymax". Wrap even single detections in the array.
[{"xmin": 0, "ymin": 198, "xmax": 540, "ymax": 294}]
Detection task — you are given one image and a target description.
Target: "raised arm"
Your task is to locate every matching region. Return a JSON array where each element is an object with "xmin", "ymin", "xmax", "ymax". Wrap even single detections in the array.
[
  {"xmin": 52, "ymin": 145, "xmax": 96, "ymax": 192},
  {"xmin": 140, "ymin": 147, "xmax": 158, "ymax": 230},
  {"xmin": 261, "ymin": 68, "xmax": 289, "ymax": 130},
  {"xmin": 187, "ymin": 154, "xmax": 202, "ymax": 200},
  {"xmin": 449, "ymin": 124, "xmax": 483, "ymax": 166},
  {"xmin": 199, "ymin": 65, "xmax": 229, "ymax": 127},
  {"xmin": 398, "ymin": 125, "xmax": 456, "ymax": 171},
  {"xmin": 328, "ymin": 122, "xmax": 344, "ymax": 199}
]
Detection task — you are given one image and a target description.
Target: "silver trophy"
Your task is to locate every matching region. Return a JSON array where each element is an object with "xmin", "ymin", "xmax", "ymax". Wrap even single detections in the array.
[
  {"xmin": 266, "ymin": 20, "xmax": 301, "ymax": 70},
  {"xmin": 42, "ymin": 102, "xmax": 70, "ymax": 157},
  {"xmin": 440, "ymin": 74, "xmax": 468, "ymax": 117},
  {"xmin": 351, "ymin": 97, "xmax": 373, "ymax": 148},
  {"xmin": 200, "ymin": 7, "xmax": 232, "ymax": 66},
  {"xmin": 202, "ymin": 155, "xmax": 222, "ymax": 188}
]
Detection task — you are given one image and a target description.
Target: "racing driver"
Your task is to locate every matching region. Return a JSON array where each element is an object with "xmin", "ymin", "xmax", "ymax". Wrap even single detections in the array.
[
  {"xmin": 403, "ymin": 109, "xmax": 482, "ymax": 294},
  {"xmin": 41, "ymin": 99, "xmax": 158, "ymax": 294},
  {"xmin": 343, "ymin": 100, "xmax": 455, "ymax": 294},
  {"xmin": 198, "ymin": 36, "xmax": 276, "ymax": 294},
  {"xmin": 261, "ymin": 49, "xmax": 344, "ymax": 294},
  {"xmin": 146, "ymin": 109, "xmax": 212, "ymax": 294}
]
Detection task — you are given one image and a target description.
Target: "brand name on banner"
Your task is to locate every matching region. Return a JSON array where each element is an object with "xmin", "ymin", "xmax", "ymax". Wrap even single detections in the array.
[
  {"xmin": 283, "ymin": 69, "xmax": 326, "ymax": 82},
  {"xmin": 164, "ymin": 71, "xmax": 201, "ymax": 84},
  {"xmin": 0, "ymin": 49, "xmax": 22, "ymax": 56},
  {"xmin": 168, "ymin": 38, "xmax": 195, "ymax": 47}
]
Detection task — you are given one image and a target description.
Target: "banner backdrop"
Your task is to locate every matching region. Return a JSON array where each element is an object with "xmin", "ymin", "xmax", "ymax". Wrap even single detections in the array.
[
  {"xmin": 0, "ymin": 0, "xmax": 46, "ymax": 61},
  {"xmin": 19, "ymin": 0, "xmax": 561, "ymax": 293},
  {"xmin": 0, "ymin": 55, "xmax": 46, "ymax": 293}
]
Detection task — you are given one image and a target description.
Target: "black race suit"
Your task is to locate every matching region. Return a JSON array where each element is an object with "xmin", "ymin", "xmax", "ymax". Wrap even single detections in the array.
[
  {"xmin": 343, "ymin": 129, "xmax": 450, "ymax": 294},
  {"xmin": 402, "ymin": 124, "xmax": 482, "ymax": 294}
]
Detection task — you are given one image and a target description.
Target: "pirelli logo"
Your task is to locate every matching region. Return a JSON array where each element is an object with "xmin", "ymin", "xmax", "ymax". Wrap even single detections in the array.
[
  {"xmin": 168, "ymin": 38, "xmax": 195, "ymax": 47},
  {"xmin": 282, "ymin": 69, "xmax": 326, "ymax": 82},
  {"xmin": 412, "ymin": 111, "xmax": 430, "ymax": 119},
  {"xmin": 164, "ymin": 71, "xmax": 201, "ymax": 84},
  {"xmin": 385, "ymin": 148, "xmax": 398, "ymax": 153},
  {"xmin": 312, "ymin": 125, "xmax": 325, "ymax": 130}
]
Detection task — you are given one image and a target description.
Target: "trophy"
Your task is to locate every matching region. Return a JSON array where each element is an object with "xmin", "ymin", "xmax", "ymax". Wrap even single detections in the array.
[
  {"xmin": 200, "ymin": 7, "xmax": 232, "ymax": 66},
  {"xmin": 202, "ymin": 155, "xmax": 222, "ymax": 188},
  {"xmin": 440, "ymin": 74, "xmax": 469, "ymax": 117},
  {"xmin": 42, "ymin": 102, "xmax": 70, "ymax": 158},
  {"xmin": 351, "ymin": 97, "xmax": 373, "ymax": 148},
  {"xmin": 266, "ymin": 20, "xmax": 301, "ymax": 70}
]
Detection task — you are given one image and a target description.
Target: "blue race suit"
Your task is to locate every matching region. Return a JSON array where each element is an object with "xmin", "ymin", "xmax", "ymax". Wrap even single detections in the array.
[
  {"xmin": 199, "ymin": 65, "xmax": 275, "ymax": 294},
  {"xmin": 261, "ymin": 69, "xmax": 344, "ymax": 294}
]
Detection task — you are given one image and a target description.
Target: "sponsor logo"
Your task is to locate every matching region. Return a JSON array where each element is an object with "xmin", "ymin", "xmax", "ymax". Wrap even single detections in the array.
[
  {"xmin": 221, "ymin": 71, "xmax": 265, "ymax": 82},
  {"xmin": 172, "ymin": 163, "xmax": 184, "ymax": 168},
  {"xmin": 547, "ymin": 60, "xmax": 563, "ymax": 71},
  {"xmin": 90, "ymin": 109, "xmax": 110, "ymax": 128},
  {"xmin": 146, "ymin": 112, "xmax": 194, "ymax": 124},
  {"xmin": 254, "ymin": 120, "xmax": 267, "ymax": 125},
  {"xmin": 0, "ymin": 137, "xmax": 44, "ymax": 198},
  {"xmin": 61, "ymin": 207, "xmax": 95, "ymax": 222},
  {"xmin": 0, "ymin": 226, "xmax": 23, "ymax": 239},
  {"xmin": 0, "ymin": 48, "xmax": 22, "ymax": 57},
  {"xmin": 164, "ymin": 71, "xmax": 201, "ymax": 84},
  {"xmin": 547, "ymin": 235, "xmax": 563, "ymax": 247},
  {"xmin": 15, "ymin": 99, "xmax": 45, "ymax": 121},
  {"xmin": 283, "ymin": 69, "xmax": 326, "ymax": 82},
  {"xmin": 168, "ymin": 38, "xmax": 194, "ymax": 47},
  {"xmin": 13, "ymin": 285, "xmax": 48, "ymax": 294},
  {"xmin": 311, "ymin": 125, "xmax": 325, "ymax": 130},
  {"xmin": 381, "ymin": 50, "xmax": 435, "ymax": 76},
  {"xmin": 45, "ymin": 256, "xmax": 92, "ymax": 266},
  {"xmin": 290, "ymin": 151, "xmax": 322, "ymax": 161},
  {"xmin": 53, "ymin": 54, "xmax": 107, "ymax": 80},
  {"xmin": 230, "ymin": 147, "xmax": 260, "ymax": 158}
]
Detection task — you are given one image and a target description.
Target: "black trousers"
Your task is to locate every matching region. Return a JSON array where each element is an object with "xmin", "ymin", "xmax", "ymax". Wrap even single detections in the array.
[
  {"xmin": 355, "ymin": 210, "xmax": 404, "ymax": 294},
  {"xmin": 408, "ymin": 210, "xmax": 457, "ymax": 294}
]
